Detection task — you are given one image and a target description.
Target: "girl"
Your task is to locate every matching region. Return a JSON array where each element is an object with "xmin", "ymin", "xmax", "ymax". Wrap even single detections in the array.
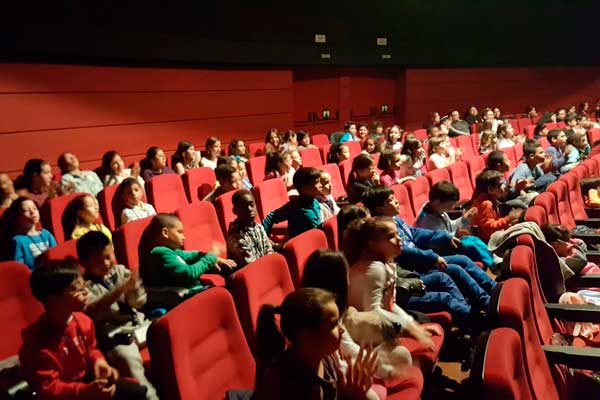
[
  {"xmin": 265, "ymin": 151, "xmax": 296, "ymax": 191},
  {"xmin": 265, "ymin": 128, "xmax": 282, "ymax": 154},
  {"xmin": 228, "ymin": 138, "xmax": 249, "ymax": 163},
  {"xmin": 117, "ymin": 177, "xmax": 156, "ymax": 225},
  {"xmin": 343, "ymin": 217, "xmax": 441, "ymax": 353},
  {"xmin": 5, "ymin": 197, "xmax": 56, "ymax": 269},
  {"xmin": 281, "ymin": 130, "xmax": 299, "ymax": 153},
  {"xmin": 384, "ymin": 125, "xmax": 402, "ymax": 152},
  {"xmin": 0, "ymin": 173, "xmax": 18, "ymax": 209},
  {"xmin": 542, "ymin": 224, "xmax": 600, "ymax": 276},
  {"xmin": 172, "ymin": 140, "xmax": 200, "ymax": 175},
  {"xmin": 357, "ymin": 123, "xmax": 369, "ymax": 143},
  {"xmin": 401, "ymin": 138, "xmax": 425, "ymax": 176},
  {"xmin": 427, "ymin": 136, "xmax": 460, "ymax": 170},
  {"xmin": 290, "ymin": 150, "xmax": 303, "ymax": 170},
  {"xmin": 328, "ymin": 143, "xmax": 351, "ymax": 165},
  {"xmin": 15, "ymin": 158, "xmax": 64, "ymax": 208},
  {"xmin": 297, "ymin": 131, "xmax": 317, "ymax": 150},
  {"xmin": 564, "ymin": 132, "xmax": 588, "ymax": 168},
  {"xmin": 370, "ymin": 121, "xmax": 384, "ymax": 141},
  {"xmin": 378, "ymin": 152, "xmax": 415, "ymax": 187},
  {"xmin": 100, "ymin": 151, "xmax": 144, "ymax": 187},
  {"xmin": 237, "ymin": 159, "xmax": 253, "ymax": 190},
  {"xmin": 317, "ymin": 171, "xmax": 340, "ymax": 221},
  {"xmin": 579, "ymin": 101, "xmax": 590, "ymax": 116},
  {"xmin": 362, "ymin": 137, "xmax": 380, "ymax": 155},
  {"xmin": 337, "ymin": 205, "xmax": 371, "ymax": 250},
  {"xmin": 141, "ymin": 146, "xmax": 175, "ymax": 182},
  {"xmin": 200, "ymin": 137, "xmax": 222, "ymax": 169},
  {"xmin": 253, "ymin": 287, "xmax": 377, "ymax": 400},
  {"xmin": 347, "ymin": 154, "xmax": 380, "ymax": 204},
  {"xmin": 495, "ymin": 124, "xmax": 516, "ymax": 149},
  {"xmin": 63, "ymin": 194, "xmax": 112, "ymax": 241},
  {"xmin": 478, "ymin": 130, "xmax": 497, "ymax": 154}
]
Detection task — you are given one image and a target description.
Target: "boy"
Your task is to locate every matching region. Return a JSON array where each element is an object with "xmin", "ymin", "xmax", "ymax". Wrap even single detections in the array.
[
  {"xmin": 58, "ymin": 152, "xmax": 104, "ymax": 197},
  {"xmin": 471, "ymin": 170, "xmax": 523, "ymax": 242},
  {"xmin": 226, "ymin": 190, "xmax": 274, "ymax": 267},
  {"xmin": 362, "ymin": 186, "xmax": 494, "ymax": 309},
  {"xmin": 339, "ymin": 121, "xmax": 358, "ymax": 143},
  {"xmin": 77, "ymin": 231, "xmax": 159, "ymax": 400},
  {"xmin": 262, "ymin": 167, "xmax": 324, "ymax": 239},
  {"xmin": 203, "ymin": 164, "xmax": 242, "ymax": 203},
  {"xmin": 316, "ymin": 170, "xmax": 340, "ymax": 221},
  {"xmin": 509, "ymin": 142, "xmax": 556, "ymax": 192},
  {"xmin": 545, "ymin": 129, "xmax": 568, "ymax": 173},
  {"xmin": 19, "ymin": 259, "xmax": 146, "ymax": 400}
]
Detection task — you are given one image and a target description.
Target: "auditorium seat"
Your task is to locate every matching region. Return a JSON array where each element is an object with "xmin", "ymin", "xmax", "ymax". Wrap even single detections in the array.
[
  {"xmin": 345, "ymin": 141, "xmax": 362, "ymax": 158},
  {"xmin": 248, "ymin": 142, "xmax": 265, "ymax": 158},
  {"xmin": 560, "ymin": 173, "xmax": 600, "ymax": 221},
  {"xmin": 513, "ymin": 142, "xmax": 524, "ymax": 161},
  {"xmin": 517, "ymin": 118, "xmax": 532, "ymax": 134},
  {"xmin": 538, "ymin": 137, "xmax": 550, "ymax": 149},
  {"xmin": 253, "ymin": 178, "xmax": 289, "ymax": 219},
  {"xmin": 113, "ymin": 216, "xmax": 153, "ymax": 270},
  {"xmin": 447, "ymin": 161, "xmax": 473, "ymax": 203},
  {"xmin": 456, "ymin": 135, "xmax": 476, "ymax": 161},
  {"xmin": 311, "ymin": 134, "xmax": 330, "ymax": 147},
  {"xmin": 413, "ymin": 129, "xmax": 427, "ymax": 141},
  {"xmin": 174, "ymin": 202, "xmax": 226, "ymax": 257},
  {"xmin": 582, "ymin": 158, "xmax": 599, "ymax": 177},
  {"xmin": 404, "ymin": 176, "xmax": 430, "ymax": 217},
  {"xmin": 470, "ymin": 133, "xmax": 479, "ymax": 154},
  {"xmin": 470, "ymin": 123, "xmax": 478, "ymax": 134},
  {"xmin": 318, "ymin": 164, "xmax": 347, "ymax": 201},
  {"xmin": 148, "ymin": 287, "xmax": 255, "ymax": 400},
  {"xmin": 181, "ymin": 167, "xmax": 216, "ymax": 203},
  {"xmin": 467, "ymin": 155, "xmax": 486, "ymax": 189},
  {"xmin": 39, "ymin": 239, "xmax": 79, "ymax": 263},
  {"xmin": 392, "ymin": 184, "xmax": 416, "ymax": 227},
  {"xmin": 97, "ymin": 184, "xmax": 119, "ymax": 231},
  {"xmin": 40, "ymin": 192, "xmax": 86, "ymax": 244},
  {"xmin": 338, "ymin": 158, "xmax": 353, "ymax": 188},
  {"xmin": 426, "ymin": 168, "xmax": 450, "ymax": 187},
  {"xmin": 524, "ymin": 205, "xmax": 548, "ymax": 227},
  {"xmin": 547, "ymin": 181, "xmax": 577, "ymax": 230},
  {"xmin": 246, "ymin": 155, "xmax": 266, "ymax": 185},
  {"xmin": 502, "ymin": 146, "xmax": 517, "ymax": 171},
  {"xmin": 319, "ymin": 144, "xmax": 332, "ymax": 164},
  {"xmin": 524, "ymin": 124, "xmax": 536, "ymax": 139},
  {"xmin": 545, "ymin": 122, "xmax": 558, "ymax": 130},
  {"xmin": 533, "ymin": 192, "xmax": 560, "ymax": 225},
  {"xmin": 229, "ymin": 253, "xmax": 294, "ymax": 352},
  {"xmin": 283, "ymin": 229, "xmax": 328, "ymax": 287},
  {"xmin": 322, "ymin": 215, "xmax": 338, "ymax": 250},
  {"xmin": 299, "ymin": 147, "xmax": 323, "ymax": 167},
  {"xmin": 146, "ymin": 174, "xmax": 188, "ymax": 213},
  {"xmin": 588, "ymin": 128, "xmax": 600, "ymax": 144},
  {"xmin": 214, "ymin": 190, "xmax": 237, "ymax": 236}
]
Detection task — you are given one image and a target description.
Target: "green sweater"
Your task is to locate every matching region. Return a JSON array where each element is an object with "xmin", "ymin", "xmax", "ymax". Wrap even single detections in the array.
[{"xmin": 142, "ymin": 246, "xmax": 217, "ymax": 289}]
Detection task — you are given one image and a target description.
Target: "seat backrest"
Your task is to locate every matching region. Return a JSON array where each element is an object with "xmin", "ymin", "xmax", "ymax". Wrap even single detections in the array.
[
  {"xmin": 338, "ymin": 159, "xmax": 353, "ymax": 189},
  {"xmin": 247, "ymin": 155, "xmax": 266, "ymax": 185},
  {"xmin": 148, "ymin": 287, "xmax": 255, "ymax": 400},
  {"xmin": 253, "ymin": 178, "xmax": 289, "ymax": 220},
  {"xmin": 317, "ymin": 164, "xmax": 347, "ymax": 200},
  {"xmin": 404, "ymin": 176, "xmax": 430, "ymax": 217},
  {"xmin": 470, "ymin": 123, "xmax": 479, "ymax": 134},
  {"xmin": 113, "ymin": 216, "xmax": 153, "ymax": 270},
  {"xmin": 98, "ymin": 184, "xmax": 119, "ymax": 231},
  {"xmin": 469, "ymin": 328, "xmax": 532, "ymax": 400},
  {"xmin": 501, "ymin": 147, "xmax": 517, "ymax": 172},
  {"xmin": 40, "ymin": 192, "xmax": 86, "ymax": 244},
  {"xmin": 311, "ymin": 134, "xmax": 330, "ymax": 147},
  {"xmin": 319, "ymin": 144, "xmax": 332, "ymax": 164},
  {"xmin": 490, "ymin": 279, "xmax": 560, "ymax": 400},
  {"xmin": 214, "ymin": 190, "xmax": 237, "ymax": 237},
  {"xmin": 517, "ymin": 118, "xmax": 532, "ymax": 134},
  {"xmin": 524, "ymin": 125, "xmax": 536, "ymax": 139},
  {"xmin": 588, "ymin": 128, "xmax": 600, "ymax": 144},
  {"xmin": 524, "ymin": 205, "xmax": 548, "ymax": 227},
  {"xmin": 146, "ymin": 174, "xmax": 188, "ymax": 213},
  {"xmin": 0, "ymin": 261, "xmax": 44, "ymax": 360},
  {"xmin": 559, "ymin": 173, "xmax": 587, "ymax": 220},
  {"xmin": 547, "ymin": 181, "xmax": 576, "ymax": 230},
  {"xmin": 229, "ymin": 254, "xmax": 294, "ymax": 352},
  {"xmin": 174, "ymin": 202, "xmax": 226, "ymax": 257},
  {"xmin": 322, "ymin": 215, "xmax": 338, "ymax": 250},
  {"xmin": 299, "ymin": 147, "xmax": 324, "ymax": 168},
  {"xmin": 467, "ymin": 156, "xmax": 486, "ymax": 189},
  {"xmin": 513, "ymin": 142, "xmax": 524, "ymax": 161},
  {"xmin": 582, "ymin": 158, "xmax": 598, "ymax": 177},
  {"xmin": 413, "ymin": 129, "xmax": 427, "ymax": 141},
  {"xmin": 39, "ymin": 239, "xmax": 79, "ymax": 263},
  {"xmin": 282, "ymin": 229, "xmax": 328, "ymax": 287},
  {"xmin": 181, "ymin": 167, "xmax": 216, "ymax": 203},
  {"xmin": 533, "ymin": 192, "xmax": 560, "ymax": 225},
  {"xmin": 470, "ymin": 133, "xmax": 479, "ymax": 154},
  {"xmin": 545, "ymin": 122, "xmax": 558, "ymax": 130},
  {"xmin": 456, "ymin": 136, "xmax": 475, "ymax": 160},
  {"xmin": 447, "ymin": 161, "xmax": 473, "ymax": 203},
  {"xmin": 345, "ymin": 141, "xmax": 362, "ymax": 158},
  {"xmin": 538, "ymin": 137, "xmax": 550, "ymax": 149},
  {"xmin": 426, "ymin": 167, "xmax": 450, "ymax": 187},
  {"xmin": 248, "ymin": 142, "xmax": 265, "ymax": 158},
  {"xmin": 391, "ymin": 184, "xmax": 416, "ymax": 227}
]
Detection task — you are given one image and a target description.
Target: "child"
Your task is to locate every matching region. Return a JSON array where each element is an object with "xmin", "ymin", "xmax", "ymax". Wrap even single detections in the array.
[
  {"xmin": 564, "ymin": 132, "xmax": 587, "ymax": 168},
  {"xmin": 264, "ymin": 151, "xmax": 295, "ymax": 191},
  {"xmin": 172, "ymin": 140, "xmax": 200, "ymax": 175},
  {"xmin": 384, "ymin": 125, "xmax": 402, "ymax": 152},
  {"xmin": 347, "ymin": 154, "xmax": 380, "ymax": 204},
  {"xmin": 582, "ymin": 178, "xmax": 600, "ymax": 208},
  {"xmin": 265, "ymin": 128, "xmax": 282, "ymax": 154},
  {"xmin": 362, "ymin": 186, "xmax": 494, "ymax": 310},
  {"xmin": 19, "ymin": 259, "xmax": 147, "ymax": 400},
  {"xmin": 281, "ymin": 130, "xmax": 299, "ymax": 152},
  {"xmin": 401, "ymin": 137, "xmax": 425, "ymax": 175},
  {"xmin": 64, "ymin": 194, "xmax": 112, "ymax": 241},
  {"xmin": 228, "ymin": 138, "xmax": 249, "ymax": 163},
  {"xmin": 226, "ymin": 190, "xmax": 274, "ymax": 267},
  {"xmin": 253, "ymin": 288, "xmax": 377, "ymax": 400},
  {"xmin": 378, "ymin": 152, "xmax": 416, "ymax": 187},
  {"xmin": 427, "ymin": 136, "xmax": 461, "ymax": 170},
  {"xmin": 339, "ymin": 121, "xmax": 358, "ymax": 143},
  {"xmin": 263, "ymin": 167, "xmax": 324, "ymax": 239},
  {"xmin": 297, "ymin": 131, "xmax": 317, "ymax": 150},
  {"xmin": 0, "ymin": 172, "xmax": 18, "ymax": 209},
  {"xmin": 117, "ymin": 178, "xmax": 157, "ymax": 225},
  {"xmin": 199, "ymin": 137, "xmax": 222, "ymax": 169},
  {"xmin": 77, "ymin": 231, "xmax": 159, "ymax": 400},
  {"xmin": 542, "ymin": 224, "xmax": 600, "ymax": 277},
  {"xmin": 6, "ymin": 197, "xmax": 57, "ymax": 269},
  {"xmin": 237, "ymin": 158, "xmax": 253, "ymax": 190},
  {"xmin": 58, "ymin": 152, "xmax": 104, "ymax": 197},
  {"xmin": 509, "ymin": 143, "xmax": 556, "ymax": 192},
  {"xmin": 203, "ymin": 164, "xmax": 242, "ymax": 203},
  {"xmin": 317, "ymin": 170, "xmax": 340, "ymax": 221},
  {"xmin": 545, "ymin": 129, "xmax": 568, "ymax": 173},
  {"xmin": 337, "ymin": 205, "xmax": 371, "ymax": 250},
  {"xmin": 139, "ymin": 213, "xmax": 236, "ymax": 292},
  {"xmin": 478, "ymin": 130, "xmax": 497, "ymax": 154},
  {"xmin": 290, "ymin": 149, "xmax": 303, "ymax": 170},
  {"xmin": 100, "ymin": 151, "xmax": 144, "ymax": 188},
  {"xmin": 15, "ymin": 158, "xmax": 63, "ymax": 208},
  {"xmin": 533, "ymin": 123, "xmax": 548, "ymax": 139},
  {"xmin": 471, "ymin": 170, "xmax": 523, "ymax": 242},
  {"xmin": 362, "ymin": 137, "xmax": 380, "ymax": 155},
  {"xmin": 140, "ymin": 146, "xmax": 175, "ymax": 182},
  {"xmin": 327, "ymin": 143, "xmax": 351, "ymax": 164},
  {"xmin": 370, "ymin": 121, "xmax": 384, "ymax": 141},
  {"xmin": 357, "ymin": 123, "xmax": 369, "ymax": 143},
  {"xmin": 495, "ymin": 124, "xmax": 515, "ymax": 149}
]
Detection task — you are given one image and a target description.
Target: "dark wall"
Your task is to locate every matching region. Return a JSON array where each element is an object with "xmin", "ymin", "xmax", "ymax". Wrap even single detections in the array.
[{"xmin": 2, "ymin": 1, "xmax": 600, "ymax": 66}]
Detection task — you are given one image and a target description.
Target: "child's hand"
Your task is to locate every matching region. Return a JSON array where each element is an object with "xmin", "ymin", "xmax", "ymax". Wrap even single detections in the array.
[
  {"xmin": 208, "ymin": 242, "xmax": 225, "ymax": 257},
  {"xmin": 564, "ymin": 144, "xmax": 572, "ymax": 155},
  {"xmin": 89, "ymin": 379, "xmax": 116, "ymax": 399},
  {"xmin": 131, "ymin": 162, "xmax": 141, "ymax": 177},
  {"xmin": 508, "ymin": 208, "xmax": 524, "ymax": 223},
  {"xmin": 450, "ymin": 237, "xmax": 461, "ymax": 249},
  {"xmin": 335, "ymin": 347, "xmax": 378, "ymax": 400},
  {"xmin": 463, "ymin": 207, "xmax": 478, "ymax": 222},
  {"xmin": 514, "ymin": 178, "xmax": 534, "ymax": 193},
  {"xmin": 94, "ymin": 359, "xmax": 119, "ymax": 382},
  {"xmin": 215, "ymin": 258, "xmax": 237, "ymax": 273},
  {"xmin": 122, "ymin": 270, "xmax": 139, "ymax": 293},
  {"xmin": 435, "ymin": 257, "xmax": 447, "ymax": 271},
  {"xmin": 371, "ymin": 171, "xmax": 380, "ymax": 184}
]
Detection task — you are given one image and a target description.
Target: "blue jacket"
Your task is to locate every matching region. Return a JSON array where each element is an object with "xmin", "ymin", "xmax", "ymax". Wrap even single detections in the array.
[{"xmin": 393, "ymin": 216, "xmax": 452, "ymax": 271}]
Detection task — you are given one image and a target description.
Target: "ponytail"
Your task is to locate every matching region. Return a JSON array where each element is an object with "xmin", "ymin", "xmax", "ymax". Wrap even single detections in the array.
[{"xmin": 256, "ymin": 304, "xmax": 285, "ymax": 364}]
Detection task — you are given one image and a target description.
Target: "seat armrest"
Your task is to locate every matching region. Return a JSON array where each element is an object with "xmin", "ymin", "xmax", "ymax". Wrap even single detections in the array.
[
  {"xmin": 585, "ymin": 250, "xmax": 600, "ymax": 264},
  {"xmin": 543, "ymin": 345, "xmax": 600, "ymax": 370},
  {"xmin": 574, "ymin": 218, "xmax": 600, "ymax": 229},
  {"xmin": 199, "ymin": 273, "xmax": 226, "ymax": 287},
  {"xmin": 571, "ymin": 233, "xmax": 600, "ymax": 245},
  {"xmin": 544, "ymin": 303, "xmax": 600, "ymax": 323},
  {"xmin": 566, "ymin": 273, "xmax": 600, "ymax": 289}
]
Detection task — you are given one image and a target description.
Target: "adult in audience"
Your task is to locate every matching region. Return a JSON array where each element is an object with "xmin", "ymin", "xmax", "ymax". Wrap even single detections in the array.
[
  {"xmin": 99, "ymin": 151, "xmax": 143, "ymax": 187},
  {"xmin": 448, "ymin": 110, "xmax": 470, "ymax": 137},
  {"xmin": 172, "ymin": 140, "xmax": 200, "ymax": 175},
  {"xmin": 140, "ymin": 146, "xmax": 175, "ymax": 182},
  {"xmin": 199, "ymin": 137, "xmax": 222, "ymax": 169},
  {"xmin": 339, "ymin": 121, "xmax": 358, "ymax": 143},
  {"xmin": 423, "ymin": 111, "xmax": 441, "ymax": 129},
  {"xmin": 264, "ymin": 128, "xmax": 282, "ymax": 154},
  {"xmin": 0, "ymin": 173, "xmax": 18, "ymax": 209},
  {"xmin": 15, "ymin": 159, "xmax": 65, "ymax": 207},
  {"xmin": 58, "ymin": 152, "xmax": 103, "ymax": 197},
  {"xmin": 463, "ymin": 106, "xmax": 480, "ymax": 126},
  {"xmin": 555, "ymin": 107, "xmax": 567, "ymax": 122},
  {"xmin": 526, "ymin": 105, "xmax": 538, "ymax": 119}
]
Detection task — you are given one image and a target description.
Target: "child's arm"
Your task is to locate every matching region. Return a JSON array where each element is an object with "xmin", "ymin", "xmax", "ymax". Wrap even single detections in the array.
[
  {"xmin": 262, "ymin": 202, "xmax": 291, "ymax": 234},
  {"xmin": 11, "ymin": 237, "xmax": 29, "ymax": 266},
  {"xmin": 153, "ymin": 247, "xmax": 217, "ymax": 285},
  {"xmin": 85, "ymin": 269, "xmax": 139, "ymax": 317},
  {"xmin": 476, "ymin": 201, "xmax": 511, "ymax": 238}
]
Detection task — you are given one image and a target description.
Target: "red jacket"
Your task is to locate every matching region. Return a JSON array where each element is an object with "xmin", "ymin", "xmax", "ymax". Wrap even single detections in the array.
[
  {"xmin": 471, "ymin": 193, "xmax": 510, "ymax": 242},
  {"xmin": 19, "ymin": 312, "xmax": 106, "ymax": 400}
]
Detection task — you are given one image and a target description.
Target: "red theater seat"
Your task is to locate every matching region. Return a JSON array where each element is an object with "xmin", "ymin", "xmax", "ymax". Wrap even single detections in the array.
[
  {"xmin": 148, "ymin": 288, "xmax": 255, "ymax": 400},
  {"xmin": 319, "ymin": 144, "xmax": 332, "ymax": 164},
  {"xmin": 113, "ymin": 216, "xmax": 153, "ymax": 270},
  {"xmin": 524, "ymin": 205, "xmax": 548, "ymax": 227},
  {"xmin": 392, "ymin": 184, "xmax": 416, "ymax": 227},
  {"xmin": 338, "ymin": 158, "xmax": 353, "ymax": 188},
  {"xmin": 181, "ymin": 167, "xmax": 216, "ymax": 203},
  {"xmin": 517, "ymin": 118, "xmax": 532, "ymax": 133},
  {"xmin": 426, "ymin": 168, "xmax": 450, "ymax": 187},
  {"xmin": 404, "ymin": 176, "xmax": 430, "ymax": 217},
  {"xmin": 253, "ymin": 178, "xmax": 289, "ymax": 219},
  {"xmin": 39, "ymin": 239, "xmax": 79, "ymax": 263},
  {"xmin": 413, "ymin": 129, "xmax": 427, "ymax": 141},
  {"xmin": 248, "ymin": 142, "xmax": 265, "ymax": 158},
  {"xmin": 229, "ymin": 253, "xmax": 294, "ymax": 352},
  {"xmin": 547, "ymin": 181, "xmax": 576, "ymax": 230},
  {"xmin": 40, "ymin": 192, "xmax": 87, "ymax": 244},
  {"xmin": 174, "ymin": 202, "xmax": 226, "ymax": 257},
  {"xmin": 513, "ymin": 142, "xmax": 524, "ymax": 161},
  {"xmin": 589, "ymin": 128, "xmax": 600, "ymax": 144},
  {"xmin": 146, "ymin": 174, "xmax": 188, "ymax": 213},
  {"xmin": 467, "ymin": 156, "xmax": 486, "ymax": 189},
  {"xmin": 283, "ymin": 229, "xmax": 328, "ymax": 287},
  {"xmin": 98, "ymin": 184, "xmax": 119, "ymax": 231},
  {"xmin": 470, "ymin": 133, "xmax": 479, "ymax": 154},
  {"xmin": 318, "ymin": 164, "xmax": 347, "ymax": 201},
  {"xmin": 214, "ymin": 190, "xmax": 237, "ymax": 236},
  {"xmin": 456, "ymin": 135, "xmax": 476, "ymax": 161},
  {"xmin": 322, "ymin": 215, "xmax": 338, "ymax": 250},
  {"xmin": 247, "ymin": 155, "xmax": 266, "ymax": 185},
  {"xmin": 524, "ymin": 125, "xmax": 536, "ymax": 139},
  {"xmin": 345, "ymin": 141, "xmax": 362, "ymax": 158},
  {"xmin": 311, "ymin": 134, "xmax": 330, "ymax": 147},
  {"xmin": 534, "ymin": 192, "xmax": 560, "ymax": 225},
  {"xmin": 447, "ymin": 161, "xmax": 473, "ymax": 203},
  {"xmin": 299, "ymin": 147, "xmax": 323, "ymax": 167}
]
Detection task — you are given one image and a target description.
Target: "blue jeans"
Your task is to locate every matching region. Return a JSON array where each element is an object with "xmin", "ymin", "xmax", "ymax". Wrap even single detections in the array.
[
  {"xmin": 443, "ymin": 254, "xmax": 497, "ymax": 294},
  {"xmin": 427, "ymin": 264, "xmax": 491, "ymax": 309},
  {"xmin": 407, "ymin": 271, "xmax": 471, "ymax": 322}
]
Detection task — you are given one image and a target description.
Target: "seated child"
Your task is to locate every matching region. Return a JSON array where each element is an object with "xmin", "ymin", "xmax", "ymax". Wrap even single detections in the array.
[
  {"xmin": 545, "ymin": 129, "xmax": 568, "ymax": 173},
  {"xmin": 172, "ymin": 140, "xmax": 200, "ymax": 175},
  {"xmin": 5, "ymin": 197, "xmax": 56, "ymax": 269},
  {"xmin": 0, "ymin": 172, "xmax": 18, "ymax": 209},
  {"xmin": 316, "ymin": 170, "xmax": 340, "ymax": 221},
  {"xmin": 384, "ymin": 125, "xmax": 403, "ymax": 152},
  {"xmin": 228, "ymin": 138, "xmax": 249, "ymax": 163},
  {"xmin": 264, "ymin": 128, "xmax": 282, "ymax": 154},
  {"xmin": 63, "ymin": 194, "xmax": 112, "ymax": 241},
  {"xmin": 139, "ymin": 213, "xmax": 236, "ymax": 292},
  {"xmin": 281, "ymin": 130, "xmax": 299, "ymax": 152},
  {"xmin": 507, "ymin": 142, "xmax": 556, "ymax": 193},
  {"xmin": 339, "ymin": 121, "xmax": 358, "ymax": 143},
  {"xmin": 297, "ymin": 130, "xmax": 317, "ymax": 150},
  {"xmin": 117, "ymin": 178, "xmax": 156, "ymax": 225},
  {"xmin": 77, "ymin": 232, "xmax": 159, "ymax": 400},
  {"xmin": 58, "ymin": 152, "xmax": 104, "ymax": 197},
  {"xmin": 378, "ymin": 151, "xmax": 416, "ymax": 187},
  {"xmin": 347, "ymin": 153, "xmax": 380, "ymax": 204},
  {"xmin": 203, "ymin": 164, "xmax": 242, "ymax": 203},
  {"xmin": 401, "ymin": 137, "xmax": 425, "ymax": 176},
  {"xmin": 362, "ymin": 137, "xmax": 381, "ymax": 155},
  {"xmin": 140, "ymin": 146, "xmax": 175, "ymax": 183},
  {"xmin": 337, "ymin": 205, "xmax": 371, "ymax": 250},
  {"xmin": 426, "ymin": 135, "xmax": 461, "ymax": 170},
  {"xmin": 564, "ymin": 132, "xmax": 588, "ymax": 169},
  {"xmin": 199, "ymin": 137, "xmax": 222, "ymax": 169},
  {"xmin": 327, "ymin": 143, "xmax": 351, "ymax": 164},
  {"xmin": 542, "ymin": 224, "xmax": 600, "ymax": 276},
  {"xmin": 471, "ymin": 170, "xmax": 523, "ymax": 242},
  {"xmin": 264, "ymin": 151, "xmax": 296, "ymax": 191},
  {"xmin": 226, "ymin": 190, "xmax": 274, "ymax": 267},
  {"xmin": 19, "ymin": 259, "xmax": 147, "ymax": 400},
  {"xmin": 262, "ymin": 167, "xmax": 324, "ymax": 239},
  {"xmin": 290, "ymin": 149, "xmax": 303, "ymax": 170},
  {"xmin": 236, "ymin": 158, "xmax": 253, "ymax": 190}
]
